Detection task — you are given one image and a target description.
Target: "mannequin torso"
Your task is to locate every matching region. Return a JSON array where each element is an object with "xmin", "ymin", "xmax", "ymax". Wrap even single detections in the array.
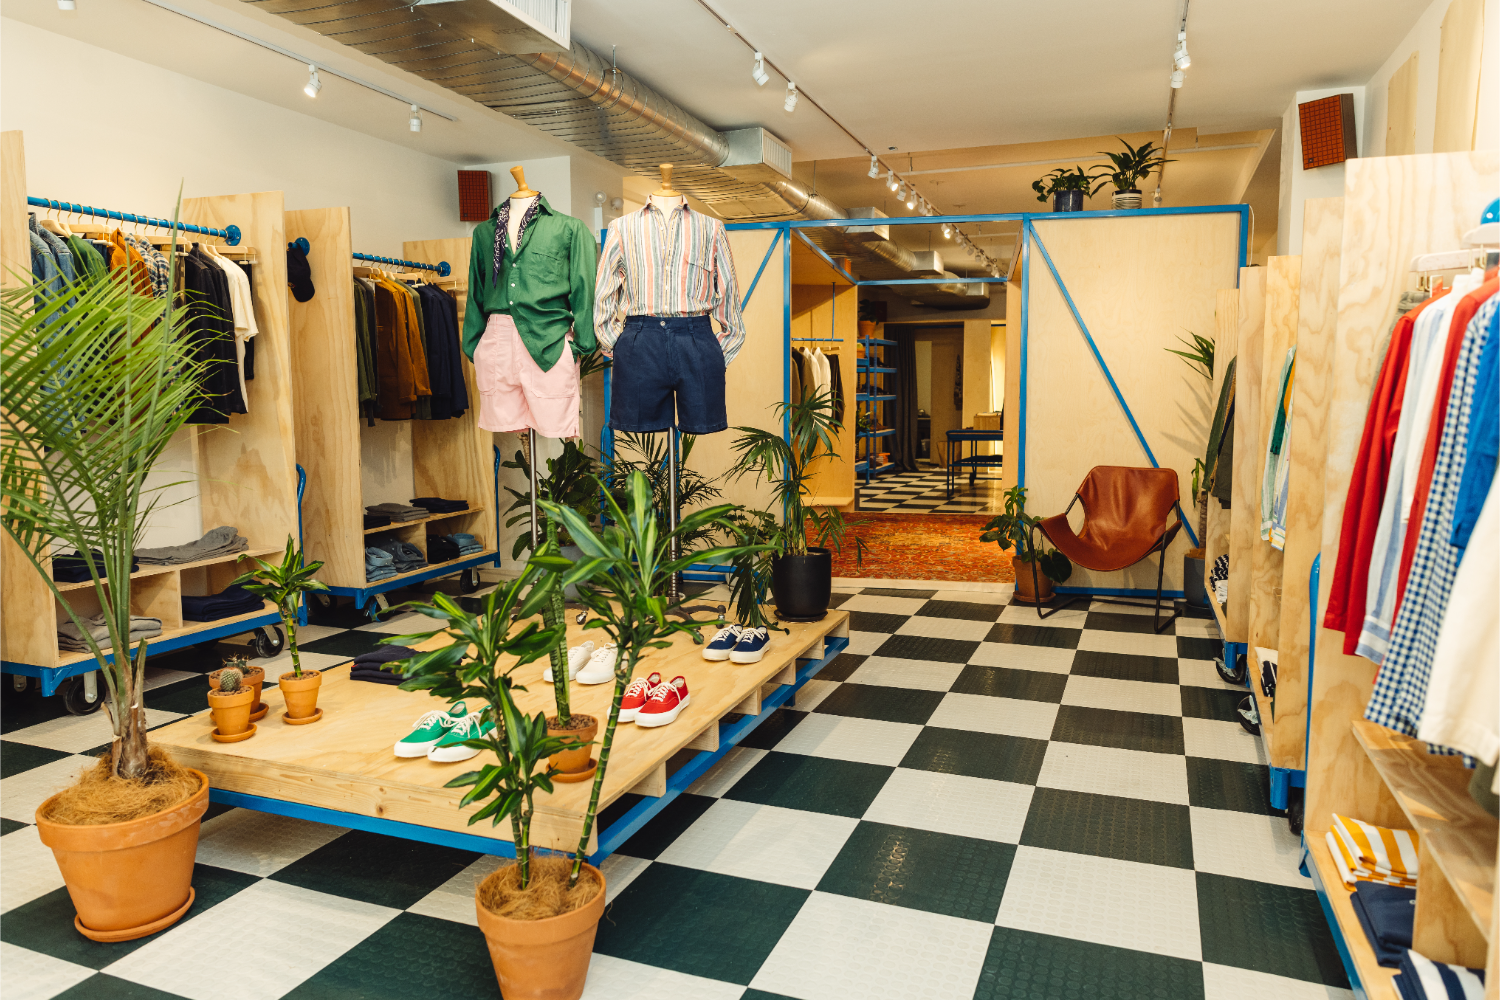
[{"xmin": 507, "ymin": 194, "xmax": 537, "ymax": 252}]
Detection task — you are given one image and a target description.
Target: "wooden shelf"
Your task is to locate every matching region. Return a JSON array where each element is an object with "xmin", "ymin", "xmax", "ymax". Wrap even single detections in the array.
[
  {"xmin": 364, "ymin": 549, "xmax": 497, "ymax": 588},
  {"xmin": 53, "ymin": 547, "xmax": 281, "ymax": 592},
  {"xmin": 56, "ymin": 602, "xmax": 276, "ymax": 666},
  {"xmin": 1307, "ymin": 834, "xmax": 1401, "ymax": 999},
  {"xmin": 1352, "ymin": 719, "xmax": 1497, "ymax": 942},
  {"xmin": 364, "ymin": 507, "xmax": 484, "ymax": 536}
]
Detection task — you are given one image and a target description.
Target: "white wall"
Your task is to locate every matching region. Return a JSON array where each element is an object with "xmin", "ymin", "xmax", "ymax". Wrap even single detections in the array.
[{"xmin": 1276, "ymin": 87, "xmax": 1366, "ymax": 255}]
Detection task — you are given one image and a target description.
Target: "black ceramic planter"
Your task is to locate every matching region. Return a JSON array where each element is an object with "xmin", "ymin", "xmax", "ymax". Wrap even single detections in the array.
[
  {"xmin": 1053, "ymin": 190, "xmax": 1084, "ymax": 212},
  {"xmin": 772, "ymin": 548, "xmax": 832, "ymax": 622}
]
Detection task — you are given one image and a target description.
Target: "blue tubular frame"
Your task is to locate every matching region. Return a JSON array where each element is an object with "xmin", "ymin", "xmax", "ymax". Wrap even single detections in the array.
[
  {"xmin": 209, "ymin": 634, "xmax": 850, "ymax": 861},
  {"xmin": 352, "ymin": 252, "xmax": 451, "ymax": 277},
  {"xmin": 27, "ymin": 195, "xmax": 242, "ymax": 245}
]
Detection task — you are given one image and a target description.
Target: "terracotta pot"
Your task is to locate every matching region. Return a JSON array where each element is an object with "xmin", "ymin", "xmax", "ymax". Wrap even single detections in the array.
[
  {"xmin": 547, "ymin": 716, "xmax": 597, "ymax": 775},
  {"xmin": 475, "ymin": 864, "xmax": 607, "ymax": 1000},
  {"xmin": 211, "ymin": 666, "xmax": 265, "ymax": 710},
  {"xmin": 1012, "ymin": 556, "xmax": 1055, "ymax": 604},
  {"xmin": 207, "ymin": 687, "xmax": 255, "ymax": 736},
  {"xmin": 279, "ymin": 670, "xmax": 322, "ymax": 720},
  {"xmin": 35, "ymin": 768, "xmax": 208, "ymax": 941},
  {"xmin": 858, "ymin": 320, "xmax": 877, "ymax": 341}
]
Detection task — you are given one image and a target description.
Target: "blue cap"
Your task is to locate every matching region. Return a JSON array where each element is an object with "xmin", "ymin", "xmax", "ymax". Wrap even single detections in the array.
[{"xmin": 1483, "ymin": 198, "xmax": 1499, "ymax": 225}]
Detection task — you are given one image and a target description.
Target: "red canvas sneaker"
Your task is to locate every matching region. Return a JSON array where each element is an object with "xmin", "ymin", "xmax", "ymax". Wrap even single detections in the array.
[
  {"xmin": 635, "ymin": 675, "xmax": 691, "ymax": 728},
  {"xmin": 618, "ymin": 672, "xmax": 662, "ymax": 724}
]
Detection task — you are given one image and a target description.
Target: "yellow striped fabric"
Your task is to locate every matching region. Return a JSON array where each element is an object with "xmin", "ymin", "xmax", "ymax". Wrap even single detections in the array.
[{"xmin": 1329, "ymin": 814, "xmax": 1420, "ymax": 887}]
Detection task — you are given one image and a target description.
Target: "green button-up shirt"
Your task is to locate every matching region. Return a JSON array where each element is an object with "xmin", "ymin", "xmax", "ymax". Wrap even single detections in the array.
[{"xmin": 462, "ymin": 195, "xmax": 598, "ymax": 370}]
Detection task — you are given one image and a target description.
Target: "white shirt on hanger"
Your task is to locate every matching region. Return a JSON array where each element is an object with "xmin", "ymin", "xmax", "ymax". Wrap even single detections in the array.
[{"xmin": 205, "ymin": 247, "xmax": 259, "ymax": 412}]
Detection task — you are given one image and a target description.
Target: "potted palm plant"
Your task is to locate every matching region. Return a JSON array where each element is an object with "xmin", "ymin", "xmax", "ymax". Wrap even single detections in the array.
[
  {"xmin": 1091, "ymin": 138, "xmax": 1175, "ymax": 210},
  {"xmin": 981, "ymin": 486, "xmax": 1073, "ymax": 603},
  {"xmin": 232, "ymin": 537, "xmax": 328, "ymax": 723},
  {"xmin": 2, "ymin": 248, "xmax": 211, "ymax": 941},
  {"xmin": 1031, "ymin": 166, "xmax": 1103, "ymax": 212},
  {"xmin": 1166, "ymin": 331, "xmax": 1215, "ymax": 608},
  {"xmin": 728, "ymin": 391, "xmax": 863, "ymax": 622}
]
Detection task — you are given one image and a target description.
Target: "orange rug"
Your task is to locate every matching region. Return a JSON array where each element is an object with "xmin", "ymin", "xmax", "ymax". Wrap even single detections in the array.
[{"xmin": 828, "ymin": 513, "xmax": 1016, "ymax": 583}]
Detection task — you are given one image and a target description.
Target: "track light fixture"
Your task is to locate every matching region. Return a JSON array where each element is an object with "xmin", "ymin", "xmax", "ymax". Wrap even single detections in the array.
[
  {"xmin": 783, "ymin": 82, "xmax": 798, "ymax": 113},
  {"xmin": 409, "ymin": 105, "xmax": 422, "ymax": 132},
  {"xmin": 57, "ymin": 0, "xmax": 75, "ymax": 10},
  {"xmin": 887, "ymin": 170, "xmax": 899, "ymax": 192},
  {"xmin": 1170, "ymin": 69, "xmax": 1184, "ymax": 88},
  {"xmin": 942, "ymin": 224, "xmax": 952, "ymax": 239},
  {"xmin": 751, "ymin": 51, "xmax": 769, "ymax": 86},
  {"xmin": 905, "ymin": 192, "xmax": 916, "ymax": 210},
  {"xmin": 1173, "ymin": 31, "xmax": 1191, "ymax": 70},
  {"xmin": 303, "ymin": 64, "xmax": 321, "ymax": 98},
  {"xmin": 868, "ymin": 155, "xmax": 880, "ymax": 179}
]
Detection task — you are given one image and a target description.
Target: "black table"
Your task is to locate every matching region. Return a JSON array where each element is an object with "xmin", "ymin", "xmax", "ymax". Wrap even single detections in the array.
[{"xmin": 945, "ymin": 429, "xmax": 1004, "ymax": 499}]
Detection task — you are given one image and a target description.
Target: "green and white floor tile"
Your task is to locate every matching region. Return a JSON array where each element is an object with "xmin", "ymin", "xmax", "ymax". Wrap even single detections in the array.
[{"xmin": 0, "ymin": 584, "xmax": 1351, "ymax": 1000}]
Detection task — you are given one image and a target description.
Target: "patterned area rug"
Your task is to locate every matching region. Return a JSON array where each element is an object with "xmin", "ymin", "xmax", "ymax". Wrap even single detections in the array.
[{"xmin": 830, "ymin": 513, "xmax": 1015, "ymax": 582}]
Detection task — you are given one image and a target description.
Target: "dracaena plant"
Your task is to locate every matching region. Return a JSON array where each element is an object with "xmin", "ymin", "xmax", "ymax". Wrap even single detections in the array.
[
  {"xmin": 531, "ymin": 470, "xmax": 772, "ymax": 888},
  {"xmin": 231, "ymin": 536, "xmax": 328, "ymax": 679},
  {"xmin": 388, "ymin": 570, "xmax": 567, "ymax": 888},
  {"xmin": 1091, "ymin": 138, "xmax": 1175, "ymax": 192},
  {"xmin": 1, "ymin": 249, "xmax": 204, "ymax": 781}
]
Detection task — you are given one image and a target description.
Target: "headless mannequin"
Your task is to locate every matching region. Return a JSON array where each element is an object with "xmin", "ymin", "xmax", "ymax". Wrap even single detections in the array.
[{"xmin": 507, "ymin": 165, "xmax": 538, "ymax": 251}]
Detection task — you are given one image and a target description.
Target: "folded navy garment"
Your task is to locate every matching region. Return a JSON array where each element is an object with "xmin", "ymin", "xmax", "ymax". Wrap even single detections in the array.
[
  {"xmin": 364, "ymin": 514, "xmax": 392, "ymax": 530},
  {"xmin": 353, "ymin": 645, "xmax": 417, "ymax": 667},
  {"xmin": 410, "ymin": 497, "xmax": 468, "ymax": 513},
  {"xmin": 350, "ymin": 665, "xmax": 404, "ymax": 684},
  {"xmin": 1393, "ymin": 949, "xmax": 1485, "ymax": 999},
  {"xmin": 1351, "ymin": 883, "xmax": 1415, "ymax": 967},
  {"xmin": 427, "ymin": 535, "xmax": 461, "ymax": 564},
  {"xmin": 53, "ymin": 550, "xmax": 138, "ymax": 583},
  {"xmin": 182, "ymin": 585, "xmax": 263, "ymax": 622}
]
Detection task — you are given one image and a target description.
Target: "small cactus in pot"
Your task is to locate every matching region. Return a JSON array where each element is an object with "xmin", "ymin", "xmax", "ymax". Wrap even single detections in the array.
[{"xmin": 207, "ymin": 665, "xmax": 255, "ymax": 737}]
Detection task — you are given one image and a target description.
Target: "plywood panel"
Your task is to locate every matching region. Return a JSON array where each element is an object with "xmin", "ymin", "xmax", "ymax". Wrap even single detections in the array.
[
  {"xmin": 1305, "ymin": 151, "xmax": 1500, "ymax": 839},
  {"xmin": 1, "ymin": 131, "xmax": 26, "ymax": 290},
  {"xmin": 1026, "ymin": 214, "xmax": 1239, "ymax": 595},
  {"xmin": 286, "ymin": 207, "xmax": 363, "ymax": 588},
  {"xmin": 1204, "ymin": 288, "xmax": 1239, "ymax": 635},
  {"xmin": 1387, "ymin": 53, "xmax": 1420, "ymax": 158},
  {"xmin": 1228, "ymin": 269, "xmax": 1266, "ymax": 640},
  {"xmin": 1003, "ymin": 269, "xmax": 1021, "ymax": 493},
  {"xmin": 1273, "ymin": 198, "xmax": 1343, "ymax": 772},
  {"xmin": 1433, "ymin": 0, "xmax": 1485, "ymax": 153},
  {"xmin": 185, "ymin": 193, "xmax": 299, "ymax": 555},
  {"xmin": 793, "ymin": 282, "xmax": 857, "ymax": 506}
]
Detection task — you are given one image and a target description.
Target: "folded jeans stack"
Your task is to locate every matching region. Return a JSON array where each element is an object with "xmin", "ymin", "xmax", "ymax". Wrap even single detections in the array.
[
  {"xmin": 447, "ymin": 532, "xmax": 482, "ymax": 556},
  {"xmin": 59, "ymin": 614, "xmax": 163, "ymax": 651},
  {"xmin": 370, "ymin": 536, "xmax": 427, "ymax": 574},
  {"xmin": 350, "ymin": 645, "xmax": 418, "ymax": 684},
  {"xmin": 1349, "ymin": 882, "xmax": 1416, "ymax": 967},
  {"xmin": 427, "ymin": 535, "xmax": 461, "ymax": 564},
  {"xmin": 366, "ymin": 547, "xmax": 397, "ymax": 582},
  {"xmin": 135, "ymin": 526, "xmax": 249, "ymax": 566},
  {"xmin": 364, "ymin": 514, "xmax": 392, "ymax": 530},
  {"xmin": 182, "ymin": 585, "xmax": 264, "ymax": 622},
  {"xmin": 365, "ymin": 503, "xmax": 427, "ymax": 523},
  {"xmin": 410, "ymin": 497, "xmax": 469, "ymax": 514},
  {"xmin": 53, "ymin": 550, "xmax": 138, "ymax": 584}
]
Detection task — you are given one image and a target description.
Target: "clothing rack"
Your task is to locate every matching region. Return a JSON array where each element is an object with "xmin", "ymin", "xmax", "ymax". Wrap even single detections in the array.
[
  {"xmin": 791, "ymin": 282, "xmax": 846, "ymax": 342},
  {"xmin": 26, "ymin": 195, "xmax": 242, "ymax": 245},
  {"xmin": 352, "ymin": 252, "xmax": 451, "ymax": 277}
]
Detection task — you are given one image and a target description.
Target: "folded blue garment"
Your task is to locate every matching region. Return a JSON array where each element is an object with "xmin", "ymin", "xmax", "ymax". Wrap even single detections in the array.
[
  {"xmin": 1394, "ymin": 950, "xmax": 1486, "ymax": 1000},
  {"xmin": 446, "ymin": 533, "xmax": 477, "ymax": 545},
  {"xmin": 1351, "ymin": 883, "xmax": 1415, "ymax": 967},
  {"xmin": 182, "ymin": 585, "xmax": 263, "ymax": 622},
  {"xmin": 367, "ymin": 570, "xmax": 396, "ymax": 582}
]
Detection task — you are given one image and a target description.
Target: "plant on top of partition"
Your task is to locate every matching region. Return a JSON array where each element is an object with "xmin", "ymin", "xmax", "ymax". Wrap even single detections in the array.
[
  {"xmin": 1031, "ymin": 166, "xmax": 1105, "ymax": 203},
  {"xmin": 1091, "ymin": 138, "xmax": 1175, "ymax": 192}
]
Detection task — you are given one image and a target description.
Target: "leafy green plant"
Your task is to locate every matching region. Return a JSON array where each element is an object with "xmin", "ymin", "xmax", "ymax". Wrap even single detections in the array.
[
  {"xmin": 727, "ymin": 390, "xmax": 865, "ymax": 561},
  {"xmin": 531, "ymin": 471, "xmax": 771, "ymax": 888},
  {"xmin": 502, "ymin": 440, "xmax": 600, "ymax": 559},
  {"xmin": 980, "ymin": 486, "xmax": 1073, "ymax": 584},
  {"xmin": 605, "ymin": 432, "xmax": 724, "ymax": 552},
  {"xmin": 1, "ymin": 240, "xmax": 206, "ymax": 781},
  {"xmin": 1166, "ymin": 332, "xmax": 1215, "ymax": 380},
  {"xmin": 1031, "ymin": 166, "xmax": 1105, "ymax": 203},
  {"xmin": 231, "ymin": 536, "xmax": 328, "ymax": 679},
  {"xmin": 1091, "ymin": 138, "xmax": 1175, "ymax": 192},
  {"xmin": 389, "ymin": 573, "xmax": 568, "ymax": 888},
  {"xmin": 722, "ymin": 508, "xmax": 780, "ymax": 631}
]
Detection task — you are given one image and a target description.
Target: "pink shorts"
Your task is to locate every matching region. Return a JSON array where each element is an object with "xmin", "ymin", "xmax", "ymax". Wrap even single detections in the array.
[{"xmin": 474, "ymin": 313, "xmax": 579, "ymax": 438}]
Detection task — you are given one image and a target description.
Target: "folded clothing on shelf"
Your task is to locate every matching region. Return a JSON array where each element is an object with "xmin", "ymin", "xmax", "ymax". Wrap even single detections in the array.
[
  {"xmin": 369, "ymin": 536, "xmax": 427, "ymax": 574},
  {"xmin": 1349, "ymin": 882, "xmax": 1415, "ymax": 967},
  {"xmin": 366, "ymin": 546, "xmax": 397, "ymax": 582},
  {"xmin": 364, "ymin": 514, "xmax": 393, "ymax": 530},
  {"xmin": 58, "ymin": 614, "xmax": 163, "ymax": 651},
  {"xmin": 350, "ymin": 645, "xmax": 418, "ymax": 684},
  {"xmin": 1328, "ymin": 813, "xmax": 1419, "ymax": 887},
  {"xmin": 446, "ymin": 532, "xmax": 482, "ymax": 556},
  {"xmin": 365, "ymin": 503, "xmax": 427, "ymax": 522},
  {"xmin": 182, "ymin": 585, "xmax": 264, "ymax": 622},
  {"xmin": 1260, "ymin": 656, "xmax": 1278, "ymax": 699},
  {"xmin": 135, "ymin": 526, "xmax": 249, "ymax": 566},
  {"xmin": 410, "ymin": 497, "xmax": 469, "ymax": 514},
  {"xmin": 427, "ymin": 534, "xmax": 461, "ymax": 564},
  {"xmin": 1392, "ymin": 949, "xmax": 1485, "ymax": 1000},
  {"xmin": 53, "ymin": 550, "xmax": 138, "ymax": 583}
]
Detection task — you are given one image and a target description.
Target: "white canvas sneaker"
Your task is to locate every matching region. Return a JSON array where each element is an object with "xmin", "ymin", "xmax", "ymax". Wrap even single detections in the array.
[
  {"xmin": 576, "ymin": 644, "xmax": 619, "ymax": 685},
  {"xmin": 543, "ymin": 640, "xmax": 595, "ymax": 682}
]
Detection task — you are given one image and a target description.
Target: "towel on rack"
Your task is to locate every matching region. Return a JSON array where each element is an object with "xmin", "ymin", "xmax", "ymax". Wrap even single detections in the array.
[{"xmin": 1392, "ymin": 949, "xmax": 1485, "ymax": 999}]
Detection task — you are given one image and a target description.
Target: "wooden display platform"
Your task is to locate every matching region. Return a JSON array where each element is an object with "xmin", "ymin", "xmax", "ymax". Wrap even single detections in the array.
[{"xmin": 152, "ymin": 609, "xmax": 850, "ymax": 861}]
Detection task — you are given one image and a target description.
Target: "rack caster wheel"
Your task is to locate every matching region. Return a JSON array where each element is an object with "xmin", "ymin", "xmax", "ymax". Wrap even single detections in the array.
[
  {"xmin": 250, "ymin": 626, "xmax": 285, "ymax": 659},
  {"xmin": 1236, "ymin": 694, "xmax": 1261, "ymax": 736},
  {"xmin": 459, "ymin": 569, "xmax": 481, "ymax": 594},
  {"xmin": 1286, "ymin": 790, "xmax": 1305, "ymax": 836},
  {"xmin": 366, "ymin": 593, "xmax": 390, "ymax": 621},
  {"xmin": 575, "ymin": 611, "xmax": 587, "ymax": 625},
  {"xmin": 1216, "ymin": 651, "xmax": 1247, "ymax": 685},
  {"xmin": 307, "ymin": 593, "xmax": 337, "ymax": 624},
  {"xmin": 60, "ymin": 675, "xmax": 103, "ymax": 715}
]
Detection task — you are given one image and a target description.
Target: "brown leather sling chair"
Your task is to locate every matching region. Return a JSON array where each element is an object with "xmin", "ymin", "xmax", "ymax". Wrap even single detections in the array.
[{"xmin": 1021, "ymin": 466, "xmax": 1183, "ymax": 633}]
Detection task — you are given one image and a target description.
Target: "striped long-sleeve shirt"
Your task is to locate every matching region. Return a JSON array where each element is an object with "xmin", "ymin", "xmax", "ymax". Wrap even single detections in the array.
[{"xmin": 593, "ymin": 203, "xmax": 746, "ymax": 364}]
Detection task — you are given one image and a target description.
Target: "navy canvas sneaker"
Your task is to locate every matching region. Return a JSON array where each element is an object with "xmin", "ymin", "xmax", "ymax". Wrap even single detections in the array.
[
  {"xmin": 730, "ymin": 627, "xmax": 771, "ymax": 664},
  {"xmin": 702, "ymin": 624, "xmax": 744, "ymax": 661}
]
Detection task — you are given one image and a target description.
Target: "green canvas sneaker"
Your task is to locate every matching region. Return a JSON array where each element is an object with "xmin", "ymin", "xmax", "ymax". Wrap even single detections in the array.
[
  {"xmin": 428, "ymin": 711, "xmax": 495, "ymax": 763},
  {"xmin": 393, "ymin": 701, "xmax": 467, "ymax": 757}
]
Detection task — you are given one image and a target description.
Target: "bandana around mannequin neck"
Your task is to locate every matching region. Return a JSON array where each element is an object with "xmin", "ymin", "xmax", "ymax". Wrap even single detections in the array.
[{"xmin": 492, "ymin": 197, "xmax": 543, "ymax": 282}]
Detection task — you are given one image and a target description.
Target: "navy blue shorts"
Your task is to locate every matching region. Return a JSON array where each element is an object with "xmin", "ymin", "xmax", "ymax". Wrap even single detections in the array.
[{"xmin": 609, "ymin": 315, "xmax": 728, "ymax": 435}]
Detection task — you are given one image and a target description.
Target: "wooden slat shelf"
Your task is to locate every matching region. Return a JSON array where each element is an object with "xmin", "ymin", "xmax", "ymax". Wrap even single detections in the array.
[
  {"xmin": 1308, "ymin": 834, "xmax": 1402, "ymax": 999},
  {"xmin": 52, "ymin": 547, "xmax": 281, "ymax": 592},
  {"xmin": 362, "ymin": 549, "xmax": 498, "ymax": 588},
  {"xmin": 364, "ymin": 507, "xmax": 484, "ymax": 535},
  {"xmin": 56, "ymin": 602, "xmax": 276, "ymax": 666},
  {"xmin": 1352, "ymin": 719, "xmax": 1497, "ymax": 942}
]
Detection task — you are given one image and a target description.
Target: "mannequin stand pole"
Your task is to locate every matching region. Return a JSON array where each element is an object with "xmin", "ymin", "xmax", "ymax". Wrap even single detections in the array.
[
  {"xmin": 517, "ymin": 428, "xmax": 588, "ymax": 625},
  {"xmin": 664, "ymin": 428, "xmax": 724, "ymax": 638}
]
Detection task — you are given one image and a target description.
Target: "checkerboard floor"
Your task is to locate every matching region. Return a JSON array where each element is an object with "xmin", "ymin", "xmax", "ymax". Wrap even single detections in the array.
[
  {"xmin": 1, "ymin": 584, "xmax": 1349, "ymax": 1000},
  {"xmin": 858, "ymin": 467, "xmax": 1007, "ymax": 514}
]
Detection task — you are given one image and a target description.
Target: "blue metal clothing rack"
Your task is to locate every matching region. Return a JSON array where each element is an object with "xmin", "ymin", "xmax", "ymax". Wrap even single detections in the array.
[
  {"xmin": 26, "ymin": 196, "xmax": 243, "ymax": 245},
  {"xmin": 353, "ymin": 252, "xmax": 451, "ymax": 277},
  {"xmin": 856, "ymin": 337, "xmax": 898, "ymax": 483}
]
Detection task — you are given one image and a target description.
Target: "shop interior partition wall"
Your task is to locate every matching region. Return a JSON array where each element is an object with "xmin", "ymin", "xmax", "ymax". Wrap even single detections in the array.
[
  {"xmin": 1229, "ymin": 270, "xmax": 1268, "ymax": 626},
  {"xmin": 0, "ymin": 138, "xmax": 298, "ymax": 691},
  {"xmin": 1301, "ymin": 150, "xmax": 1499, "ymax": 998},
  {"xmin": 1204, "ymin": 286, "xmax": 1242, "ymax": 641},
  {"xmin": 1021, "ymin": 211, "xmax": 1241, "ymax": 596},
  {"xmin": 286, "ymin": 208, "xmax": 497, "ymax": 608},
  {"xmin": 791, "ymin": 261, "xmax": 857, "ymax": 508}
]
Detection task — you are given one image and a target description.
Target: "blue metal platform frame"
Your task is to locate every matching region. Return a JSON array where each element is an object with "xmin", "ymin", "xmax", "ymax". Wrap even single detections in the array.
[{"xmin": 208, "ymin": 633, "xmax": 850, "ymax": 864}]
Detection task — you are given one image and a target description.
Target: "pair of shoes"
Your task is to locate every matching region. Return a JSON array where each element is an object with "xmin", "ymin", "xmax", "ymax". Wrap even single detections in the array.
[
  {"xmin": 702, "ymin": 624, "xmax": 772, "ymax": 664},
  {"xmin": 393, "ymin": 702, "xmax": 494, "ymax": 762},
  {"xmin": 617, "ymin": 673, "xmax": 690, "ymax": 728},
  {"xmin": 542, "ymin": 641, "xmax": 619, "ymax": 686}
]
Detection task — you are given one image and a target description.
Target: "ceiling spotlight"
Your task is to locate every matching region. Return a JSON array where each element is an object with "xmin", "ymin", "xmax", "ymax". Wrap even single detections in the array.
[
  {"xmin": 57, "ymin": 0, "xmax": 75, "ymax": 9},
  {"xmin": 783, "ymin": 82, "xmax": 798, "ymax": 113},
  {"xmin": 409, "ymin": 105, "xmax": 422, "ymax": 132},
  {"xmin": 751, "ymin": 51, "xmax": 769, "ymax": 86},
  {"xmin": 303, "ymin": 64, "xmax": 322, "ymax": 98},
  {"xmin": 896, "ymin": 181, "xmax": 906, "ymax": 200},
  {"xmin": 887, "ymin": 170, "xmax": 899, "ymax": 192},
  {"xmin": 1170, "ymin": 69, "xmax": 1184, "ymax": 88},
  {"xmin": 1174, "ymin": 31, "xmax": 1191, "ymax": 70},
  {"xmin": 905, "ymin": 191, "xmax": 916, "ymax": 210},
  {"xmin": 941, "ymin": 224, "xmax": 952, "ymax": 239},
  {"xmin": 868, "ymin": 155, "xmax": 880, "ymax": 179}
]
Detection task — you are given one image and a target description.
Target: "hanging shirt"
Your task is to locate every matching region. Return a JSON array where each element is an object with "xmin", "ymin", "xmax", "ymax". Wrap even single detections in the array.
[
  {"xmin": 373, "ymin": 274, "xmax": 430, "ymax": 421},
  {"xmin": 1260, "ymin": 346, "xmax": 1296, "ymax": 549},
  {"xmin": 462, "ymin": 194, "xmax": 597, "ymax": 370},
  {"xmin": 106, "ymin": 229, "xmax": 152, "ymax": 295},
  {"xmin": 1451, "ymin": 306, "xmax": 1500, "ymax": 549},
  {"xmin": 1365, "ymin": 293, "xmax": 1495, "ymax": 739},
  {"xmin": 594, "ymin": 201, "xmax": 745, "ymax": 364},
  {"xmin": 204, "ymin": 248, "xmax": 259, "ymax": 413}
]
